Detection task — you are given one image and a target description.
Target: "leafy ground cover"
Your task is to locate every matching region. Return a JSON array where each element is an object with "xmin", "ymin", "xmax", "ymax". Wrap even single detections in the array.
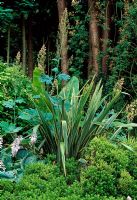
[{"xmin": 0, "ymin": 137, "xmax": 137, "ymax": 200}]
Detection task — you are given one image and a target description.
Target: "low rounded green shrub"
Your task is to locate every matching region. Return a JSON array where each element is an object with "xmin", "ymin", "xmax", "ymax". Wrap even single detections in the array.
[
  {"xmin": 0, "ymin": 179, "xmax": 14, "ymax": 193},
  {"xmin": 84, "ymin": 137, "xmax": 129, "ymax": 173},
  {"xmin": 82, "ymin": 137, "xmax": 137, "ymax": 199},
  {"xmin": 81, "ymin": 164, "xmax": 117, "ymax": 196},
  {"xmin": 16, "ymin": 163, "xmax": 68, "ymax": 198},
  {"xmin": 125, "ymin": 139, "xmax": 137, "ymax": 179},
  {"xmin": 118, "ymin": 170, "xmax": 137, "ymax": 198},
  {"xmin": 84, "ymin": 196, "xmax": 123, "ymax": 200},
  {"xmin": 0, "ymin": 137, "xmax": 137, "ymax": 200},
  {"xmin": 65, "ymin": 157, "xmax": 80, "ymax": 184}
]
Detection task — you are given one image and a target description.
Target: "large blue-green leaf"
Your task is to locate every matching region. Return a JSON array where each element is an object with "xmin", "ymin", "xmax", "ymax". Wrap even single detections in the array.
[
  {"xmin": 3, "ymin": 99, "xmax": 15, "ymax": 109},
  {"xmin": 1, "ymin": 151, "xmax": 13, "ymax": 170},
  {"xmin": 19, "ymin": 109, "xmax": 52, "ymax": 121},
  {"xmin": 0, "ymin": 171, "xmax": 15, "ymax": 179},
  {"xmin": 22, "ymin": 155, "xmax": 37, "ymax": 166},
  {"xmin": 16, "ymin": 149, "xmax": 29, "ymax": 160},
  {"xmin": 19, "ymin": 109, "xmax": 38, "ymax": 120},
  {"xmin": 58, "ymin": 73, "xmax": 70, "ymax": 81},
  {"xmin": 40, "ymin": 74, "xmax": 53, "ymax": 85},
  {"xmin": 0, "ymin": 121, "xmax": 22, "ymax": 134}
]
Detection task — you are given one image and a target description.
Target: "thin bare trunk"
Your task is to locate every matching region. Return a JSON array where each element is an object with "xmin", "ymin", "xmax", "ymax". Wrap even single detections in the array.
[
  {"xmin": 57, "ymin": 0, "xmax": 66, "ymax": 21},
  {"xmin": 57, "ymin": 0, "xmax": 68, "ymax": 74},
  {"xmin": 88, "ymin": 0, "xmax": 99, "ymax": 77},
  {"xmin": 7, "ymin": 27, "xmax": 10, "ymax": 65},
  {"xmin": 102, "ymin": 1, "xmax": 110, "ymax": 76},
  {"xmin": 22, "ymin": 15, "xmax": 26, "ymax": 73},
  {"xmin": 28, "ymin": 16, "xmax": 33, "ymax": 78}
]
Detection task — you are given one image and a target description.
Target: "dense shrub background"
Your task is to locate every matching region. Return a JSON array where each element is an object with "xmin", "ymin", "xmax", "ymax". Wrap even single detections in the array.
[{"xmin": 0, "ymin": 62, "xmax": 32, "ymax": 139}]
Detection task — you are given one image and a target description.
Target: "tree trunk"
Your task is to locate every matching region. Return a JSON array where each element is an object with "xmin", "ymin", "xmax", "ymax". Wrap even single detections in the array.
[
  {"xmin": 7, "ymin": 27, "xmax": 11, "ymax": 65},
  {"xmin": 57, "ymin": 0, "xmax": 68, "ymax": 74},
  {"xmin": 28, "ymin": 16, "xmax": 33, "ymax": 78},
  {"xmin": 57, "ymin": 0, "xmax": 66, "ymax": 21},
  {"xmin": 102, "ymin": 1, "xmax": 110, "ymax": 76},
  {"xmin": 88, "ymin": 0, "xmax": 99, "ymax": 78},
  {"xmin": 22, "ymin": 15, "xmax": 27, "ymax": 73}
]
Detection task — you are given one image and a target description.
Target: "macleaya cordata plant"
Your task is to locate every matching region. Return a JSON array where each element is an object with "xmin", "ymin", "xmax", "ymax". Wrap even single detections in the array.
[
  {"xmin": 126, "ymin": 99, "xmax": 137, "ymax": 122},
  {"xmin": 71, "ymin": 0, "xmax": 78, "ymax": 6},
  {"xmin": 57, "ymin": 8, "xmax": 68, "ymax": 73},
  {"xmin": 37, "ymin": 44, "xmax": 46, "ymax": 71}
]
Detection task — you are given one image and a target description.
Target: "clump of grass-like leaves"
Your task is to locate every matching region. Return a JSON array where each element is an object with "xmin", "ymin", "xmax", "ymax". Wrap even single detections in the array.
[{"xmin": 32, "ymin": 75, "xmax": 125, "ymax": 175}]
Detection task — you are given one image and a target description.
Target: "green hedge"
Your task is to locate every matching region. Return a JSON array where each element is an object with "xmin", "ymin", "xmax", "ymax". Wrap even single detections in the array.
[
  {"xmin": 0, "ymin": 137, "xmax": 137, "ymax": 200},
  {"xmin": 82, "ymin": 137, "xmax": 137, "ymax": 199}
]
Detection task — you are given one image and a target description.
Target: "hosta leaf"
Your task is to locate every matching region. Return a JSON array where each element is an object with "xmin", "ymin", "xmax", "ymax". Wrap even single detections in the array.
[
  {"xmin": 0, "ymin": 171, "xmax": 15, "ymax": 179},
  {"xmin": 22, "ymin": 155, "xmax": 37, "ymax": 166},
  {"xmin": 16, "ymin": 149, "xmax": 29, "ymax": 160},
  {"xmin": 2, "ymin": 153, "xmax": 13, "ymax": 170},
  {"xmin": 3, "ymin": 99, "xmax": 15, "ymax": 108}
]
